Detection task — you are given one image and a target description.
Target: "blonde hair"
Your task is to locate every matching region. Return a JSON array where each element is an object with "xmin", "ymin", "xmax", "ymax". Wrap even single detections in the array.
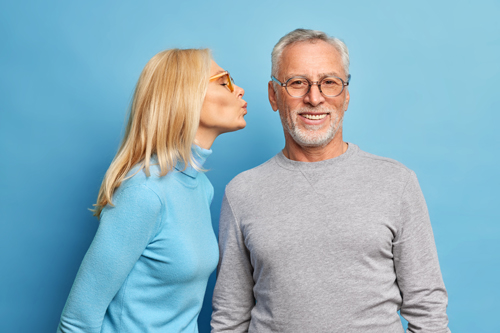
[{"xmin": 92, "ymin": 48, "xmax": 212, "ymax": 218}]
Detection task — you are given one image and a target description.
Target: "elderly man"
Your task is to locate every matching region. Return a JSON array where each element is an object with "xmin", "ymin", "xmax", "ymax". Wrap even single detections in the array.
[{"xmin": 211, "ymin": 29, "xmax": 450, "ymax": 333}]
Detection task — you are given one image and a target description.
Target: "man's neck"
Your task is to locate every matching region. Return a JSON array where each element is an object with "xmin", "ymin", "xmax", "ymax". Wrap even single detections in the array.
[{"xmin": 282, "ymin": 136, "xmax": 347, "ymax": 162}]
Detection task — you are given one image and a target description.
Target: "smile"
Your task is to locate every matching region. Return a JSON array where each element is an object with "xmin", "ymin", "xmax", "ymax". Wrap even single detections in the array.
[{"xmin": 300, "ymin": 113, "xmax": 328, "ymax": 120}]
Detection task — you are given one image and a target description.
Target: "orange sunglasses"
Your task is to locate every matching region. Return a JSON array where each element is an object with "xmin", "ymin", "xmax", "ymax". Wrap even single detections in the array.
[{"xmin": 209, "ymin": 71, "xmax": 234, "ymax": 93}]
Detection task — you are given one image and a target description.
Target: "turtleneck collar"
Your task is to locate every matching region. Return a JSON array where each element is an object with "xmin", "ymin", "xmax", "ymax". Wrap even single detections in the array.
[{"xmin": 174, "ymin": 145, "xmax": 212, "ymax": 178}]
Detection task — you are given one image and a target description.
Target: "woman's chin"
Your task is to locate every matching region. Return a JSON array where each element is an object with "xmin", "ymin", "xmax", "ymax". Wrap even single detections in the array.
[
  {"xmin": 218, "ymin": 122, "xmax": 246, "ymax": 136},
  {"xmin": 229, "ymin": 120, "xmax": 247, "ymax": 132},
  {"xmin": 234, "ymin": 121, "xmax": 246, "ymax": 132},
  {"xmin": 237, "ymin": 120, "xmax": 247, "ymax": 130}
]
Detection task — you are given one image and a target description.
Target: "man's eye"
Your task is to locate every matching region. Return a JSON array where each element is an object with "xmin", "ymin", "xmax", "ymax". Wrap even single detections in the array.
[
  {"xmin": 322, "ymin": 79, "xmax": 340, "ymax": 86},
  {"xmin": 289, "ymin": 79, "xmax": 307, "ymax": 87}
]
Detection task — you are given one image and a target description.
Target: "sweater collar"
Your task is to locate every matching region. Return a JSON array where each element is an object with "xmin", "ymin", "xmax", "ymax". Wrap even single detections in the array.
[
  {"xmin": 275, "ymin": 142, "xmax": 357, "ymax": 171},
  {"xmin": 174, "ymin": 145, "xmax": 212, "ymax": 178}
]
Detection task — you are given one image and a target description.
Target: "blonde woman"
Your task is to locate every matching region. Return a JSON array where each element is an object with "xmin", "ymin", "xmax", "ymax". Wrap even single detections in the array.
[{"xmin": 57, "ymin": 49, "xmax": 247, "ymax": 333}]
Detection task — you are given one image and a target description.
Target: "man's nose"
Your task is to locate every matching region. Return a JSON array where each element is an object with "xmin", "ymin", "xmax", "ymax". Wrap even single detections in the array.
[{"xmin": 303, "ymin": 83, "xmax": 325, "ymax": 106}]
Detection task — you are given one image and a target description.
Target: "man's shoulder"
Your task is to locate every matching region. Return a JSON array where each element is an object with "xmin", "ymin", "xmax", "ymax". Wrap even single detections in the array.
[
  {"xmin": 357, "ymin": 147, "xmax": 410, "ymax": 169},
  {"xmin": 225, "ymin": 154, "xmax": 281, "ymax": 196},
  {"xmin": 354, "ymin": 145, "xmax": 414, "ymax": 180}
]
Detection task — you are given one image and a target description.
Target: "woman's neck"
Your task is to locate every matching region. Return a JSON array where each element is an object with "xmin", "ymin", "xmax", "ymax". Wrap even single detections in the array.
[{"xmin": 194, "ymin": 128, "xmax": 218, "ymax": 150}]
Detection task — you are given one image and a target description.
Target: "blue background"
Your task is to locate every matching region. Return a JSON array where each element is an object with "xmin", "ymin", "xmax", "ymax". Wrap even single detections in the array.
[{"xmin": 1, "ymin": 1, "xmax": 499, "ymax": 332}]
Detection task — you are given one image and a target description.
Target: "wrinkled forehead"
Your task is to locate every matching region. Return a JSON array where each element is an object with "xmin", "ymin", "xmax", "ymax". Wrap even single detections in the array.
[{"xmin": 279, "ymin": 40, "xmax": 345, "ymax": 79}]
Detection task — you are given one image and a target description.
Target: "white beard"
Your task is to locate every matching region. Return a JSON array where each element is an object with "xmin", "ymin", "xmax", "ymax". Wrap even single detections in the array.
[{"xmin": 280, "ymin": 105, "xmax": 344, "ymax": 148}]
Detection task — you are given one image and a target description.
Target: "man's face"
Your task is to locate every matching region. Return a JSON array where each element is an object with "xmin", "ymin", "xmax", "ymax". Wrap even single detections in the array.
[{"xmin": 268, "ymin": 40, "xmax": 350, "ymax": 148}]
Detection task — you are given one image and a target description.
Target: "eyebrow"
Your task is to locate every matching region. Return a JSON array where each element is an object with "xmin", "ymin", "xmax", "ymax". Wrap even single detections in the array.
[{"xmin": 285, "ymin": 72, "xmax": 341, "ymax": 80}]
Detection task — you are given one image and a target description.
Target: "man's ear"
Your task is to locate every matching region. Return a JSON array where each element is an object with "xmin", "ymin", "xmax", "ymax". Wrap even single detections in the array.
[
  {"xmin": 268, "ymin": 81, "xmax": 279, "ymax": 112},
  {"xmin": 344, "ymin": 88, "xmax": 350, "ymax": 111}
]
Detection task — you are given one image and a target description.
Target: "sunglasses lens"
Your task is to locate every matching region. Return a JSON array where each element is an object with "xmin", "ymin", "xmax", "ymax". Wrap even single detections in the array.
[
  {"xmin": 209, "ymin": 71, "xmax": 234, "ymax": 92},
  {"xmin": 227, "ymin": 74, "xmax": 234, "ymax": 92}
]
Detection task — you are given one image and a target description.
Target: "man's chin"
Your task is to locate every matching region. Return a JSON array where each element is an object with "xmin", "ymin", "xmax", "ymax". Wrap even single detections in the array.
[{"xmin": 290, "ymin": 131, "xmax": 335, "ymax": 148}]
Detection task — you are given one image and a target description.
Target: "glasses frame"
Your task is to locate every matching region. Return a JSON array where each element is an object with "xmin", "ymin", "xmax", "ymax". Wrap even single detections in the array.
[
  {"xmin": 271, "ymin": 74, "xmax": 351, "ymax": 98},
  {"xmin": 209, "ymin": 71, "xmax": 235, "ymax": 93}
]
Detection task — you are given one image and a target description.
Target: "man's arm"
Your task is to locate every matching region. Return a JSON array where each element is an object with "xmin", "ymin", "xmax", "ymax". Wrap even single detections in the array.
[
  {"xmin": 211, "ymin": 192, "xmax": 255, "ymax": 332},
  {"xmin": 393, "ymin": 171, "xmax": 450, "ymax": 333}
]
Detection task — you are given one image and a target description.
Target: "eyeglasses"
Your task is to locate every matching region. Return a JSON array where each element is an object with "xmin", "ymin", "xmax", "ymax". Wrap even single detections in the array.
[
  {"xmin": 209, "ymin": 71, "xmax": 235, "ymax": 93},
  {"xmin": 271, "ymin": 74, "xmax": 351, "ymax": 98}
]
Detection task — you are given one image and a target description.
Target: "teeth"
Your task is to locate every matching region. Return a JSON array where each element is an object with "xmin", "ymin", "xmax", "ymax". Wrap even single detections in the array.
[{"xmin": 302, "ymin": 114, "xmax": 327, "ymax": 120}]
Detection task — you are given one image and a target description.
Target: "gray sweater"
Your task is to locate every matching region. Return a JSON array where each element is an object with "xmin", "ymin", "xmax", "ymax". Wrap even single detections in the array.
[{"xmin": 211, "ymin": 143, "xmax": 450, "ymax": 333}]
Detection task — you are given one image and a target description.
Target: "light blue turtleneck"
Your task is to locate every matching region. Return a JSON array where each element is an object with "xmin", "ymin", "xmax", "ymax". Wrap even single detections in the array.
[{"xmin": 57, "ymin": 146, "xmax": 219, "ymax": 333}]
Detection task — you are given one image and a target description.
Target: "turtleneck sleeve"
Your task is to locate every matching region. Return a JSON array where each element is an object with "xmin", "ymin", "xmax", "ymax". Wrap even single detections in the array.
[{"xmin": 58, "ymin": 146, "xmax": 218, "ymax": 333}]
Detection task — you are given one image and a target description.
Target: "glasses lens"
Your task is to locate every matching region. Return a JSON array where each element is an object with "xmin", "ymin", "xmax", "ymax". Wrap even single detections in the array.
[
  {"xmin": 286, "ymin": 78, "xmax": 310, "ymax": 97},
  {"xmin": 320, "ymin": 77, "xmax": 343, "ymax": 97}
]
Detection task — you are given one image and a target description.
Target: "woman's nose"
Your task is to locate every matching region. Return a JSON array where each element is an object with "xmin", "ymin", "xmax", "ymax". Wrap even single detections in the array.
[{"xmin": 234, "ymin": 84, "xmax": 244, "ymax": 98}]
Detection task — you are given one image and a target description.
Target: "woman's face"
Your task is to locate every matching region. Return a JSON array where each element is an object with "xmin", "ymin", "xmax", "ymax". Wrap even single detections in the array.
[{"xmin": 199, "ymin": 61, "xmax": 247, "ymax": 140}]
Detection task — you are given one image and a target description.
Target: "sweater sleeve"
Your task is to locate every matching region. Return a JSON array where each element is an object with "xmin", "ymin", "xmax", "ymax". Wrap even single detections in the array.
[
  {"xmin": 57, "ymin": 185, "xmax": 162, "ymax": 333},
  {"xmin": 211, "ymin": 192, "xmax": 255, "ymax": 333},
  {"xmin": 393, "ymin": 171, "xmax": 450, "ymax": 333}
]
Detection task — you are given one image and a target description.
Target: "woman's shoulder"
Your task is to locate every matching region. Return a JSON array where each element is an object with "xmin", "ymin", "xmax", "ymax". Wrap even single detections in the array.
[{"xmin": 117, "ymin": 163, "xmax": 164, "ymax": 199}]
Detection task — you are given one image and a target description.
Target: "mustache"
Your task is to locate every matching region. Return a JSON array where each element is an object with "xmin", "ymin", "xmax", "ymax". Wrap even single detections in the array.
[{"xmin": 294, "ymin": 105, "xmax": 335, "ymax": 114}]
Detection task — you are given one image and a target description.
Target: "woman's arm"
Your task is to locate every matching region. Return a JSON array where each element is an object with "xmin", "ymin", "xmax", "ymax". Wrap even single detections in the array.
[{"xmin": 57, "ymin": 185, "xmax": 162, "ymax": 333}]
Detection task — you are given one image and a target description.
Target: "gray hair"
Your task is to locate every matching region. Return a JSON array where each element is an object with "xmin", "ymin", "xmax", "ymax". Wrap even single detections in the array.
[{"xmin": 271, "ymin": 28, "xmax": 350, "ymax": 78}]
